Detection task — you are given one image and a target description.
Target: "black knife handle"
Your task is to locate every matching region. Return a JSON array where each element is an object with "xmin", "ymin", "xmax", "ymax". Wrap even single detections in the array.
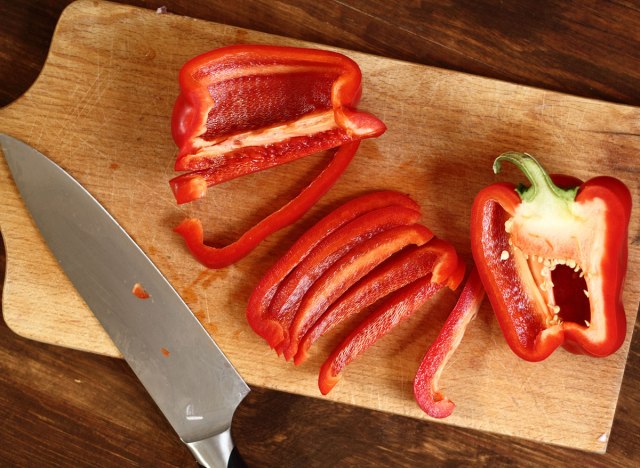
[
  {"xmin": 227, "ymin": 447, "xmax": 247, "ymax": 468},
  {"xmin": 196, "ymin": 447, "xmax": 246, "ymax": 468},
  {"xmin": 188, "ymin": 428, "xmax": 247, "ymax": 468}
]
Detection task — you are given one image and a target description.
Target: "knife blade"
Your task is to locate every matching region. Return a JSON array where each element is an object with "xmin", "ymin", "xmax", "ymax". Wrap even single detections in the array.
[{"xmin": 0, "ymin": 133, "xmax": 250, "ymax": 467}]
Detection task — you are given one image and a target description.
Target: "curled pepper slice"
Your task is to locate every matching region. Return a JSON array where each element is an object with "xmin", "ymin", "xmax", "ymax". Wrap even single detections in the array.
[
  {"xmin": 174, "ymin": 142, "xmax": 359, "ymax": 269},
  {"xmin": 471, "ymin": 152, "xmax": 631, "ymax": 361},
  {"xmin": 413, "ymin": 268, "xmax": 484, "ymax": 418},
  {"xmin": 172, "ymin": 44, "xmax": 386, "ymax": 202}
]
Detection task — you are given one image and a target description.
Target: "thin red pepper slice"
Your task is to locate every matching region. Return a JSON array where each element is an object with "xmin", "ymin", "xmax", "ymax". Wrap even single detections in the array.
[
  {"xmin": 269, "ymin": 206, "xmax": 423, "ymax": 354},
  {"xmin": 284, "ymin": 224, "xmax": 434, "ymax": 360},
  {"xmin": 171, "ymin": 45, "xmax": 386, "ymax": 203},
  {"xmin": 174, "ymin": 141, "xmax": 359, "ymax": 269},
  {"xmin": 318, "ymin": 274, "xmax": 444, "ymax": 395},
  {"xmin": 413, "ymin": 268, "xmax": 485, "ymax": 418},
  {"xmin": 246, "ymin": 191, "xmax": 420, "ymax": 348},
  {"xmin": 169, "ymin": 130, "xmax": 351, "ymax": 204},
  {"xmin": 295, "ymin": 238, "xmax": 461, "ymax": 365}
]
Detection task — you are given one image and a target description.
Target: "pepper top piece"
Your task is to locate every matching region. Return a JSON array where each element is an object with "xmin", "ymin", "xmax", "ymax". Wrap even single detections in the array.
[{"xmin": 171, "ymin": 45, "xmax": 386, "ymax": 203}]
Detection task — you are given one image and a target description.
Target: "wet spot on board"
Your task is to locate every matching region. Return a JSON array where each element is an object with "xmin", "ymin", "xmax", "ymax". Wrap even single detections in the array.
[
  {"xmin": 207, "ymin": 322, "xmax": 219, "ymax": 335},
  {"xmin": 234, "ymin": 29, "xmax": 248, "ymax": 43},
  {"xmin": 183, "ymin": 268, "xmax": 229, "ymax": 305}
]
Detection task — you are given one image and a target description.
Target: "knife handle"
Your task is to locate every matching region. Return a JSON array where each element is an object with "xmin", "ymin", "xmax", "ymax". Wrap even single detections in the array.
[
  {"xmin": 227, "ymin": 446, "xmax": 247, "ymax": 468},
  {"xmin": 187, "ymin": 428, "xmax": 247, "ymax": 468}
]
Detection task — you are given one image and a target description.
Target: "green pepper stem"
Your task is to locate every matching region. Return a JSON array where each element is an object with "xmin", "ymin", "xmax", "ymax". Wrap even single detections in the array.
[{"xmin": 493, "ymin": 152, "xmax": 577, "ymax": 203}]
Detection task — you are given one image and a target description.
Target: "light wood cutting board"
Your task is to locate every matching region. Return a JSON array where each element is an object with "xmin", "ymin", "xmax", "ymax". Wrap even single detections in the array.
[{"xmin": 1, "ymin": 0, "xmax": 638, "ymax": 453}]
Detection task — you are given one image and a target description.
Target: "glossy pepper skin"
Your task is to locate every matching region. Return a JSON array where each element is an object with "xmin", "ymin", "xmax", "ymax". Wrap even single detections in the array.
[
  {"xmin": 296, "ymin": 239, "xmax": 462, "ymax": 365},
  {"xmin": 268, "ymin": 205, "xmax": 425, "ymax": 358},
  {"xmin": 174, "ymin": 142, "xmax": 358, "ymax": 269},
  {"xmin": 413, "ymin": 268, "xmax": 485, "ymax": 418},
  {"xmin": 471, "ymin": 152, "xmax": 631, "ymax": 362},
  {"xmin": 171, "ymin": 44, "xmax": 386, "ymax": 203},
  {"xmin": 246, "ymin": 190, "xmax": 464, "ymax": 397},
  {"xmin": 318, "ymin": 256, "xmax": 464, "ymax": 396},
  {"xmin": 246, "ymin": 191, "xmax": 421, "ymax": 349},
  {"xmin": 283, "ymin": 223, "xmax": 434, "ymax": 361},
  {"xmin": 247, "ymin": 191, "xmax": 464, "ymax": 376}
]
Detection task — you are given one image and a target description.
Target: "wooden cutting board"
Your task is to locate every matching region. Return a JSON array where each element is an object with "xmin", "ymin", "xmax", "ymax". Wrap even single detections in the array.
[{"xmin": 1, "ymin": 0, "xmax": 638, "ymax": 453}]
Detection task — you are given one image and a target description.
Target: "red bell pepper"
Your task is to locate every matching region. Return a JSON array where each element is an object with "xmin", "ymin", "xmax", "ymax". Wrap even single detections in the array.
[
  {"xmin": 471, "ymin": 152, "xmax": 631, "ymax": 361},
  {"xmin": 170, "ymin": 45, "xmax": 386, "ymax": 268},
  {"xmin": 246, "ymin": 191, "xmax": 420, "ymax": 349},
  {"xmin": 174, "ymin": 142, "xmax": 358, "ymax": 269},
  {"xmin": 171, "ymin": 44, "xmax": 386, "ymax": 203},
  {"xmin": 413, "ymin": 268, "xmax": 485, "ymax": 418},
  {"xmin": 295, "ymin": 238, "xmax": 461, "ymax": 365}
]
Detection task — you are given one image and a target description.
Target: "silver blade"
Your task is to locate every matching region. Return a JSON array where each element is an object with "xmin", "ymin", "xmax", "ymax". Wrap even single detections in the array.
[{"xmin": 0, "ymin": 133, "xmax": 249, "ymax": 444}]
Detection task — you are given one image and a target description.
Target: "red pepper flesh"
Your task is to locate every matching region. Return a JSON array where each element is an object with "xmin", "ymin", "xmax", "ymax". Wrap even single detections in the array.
[
  {"xmin": 471, "ymin": 152, "xmax": 630, "ymax": 361},
  {"xmin": 413, "ymin": 268, "xmax": 485, "ymax": 418},
  {"xmin": 283, "ymin": 223, "xmax": 434, "ymax": 360},
  {"xmin": 268, "ymin": 205, "xmax": 423, "ymax": 354},
  {"xmin": 171, "ymin": 44, "xmax": 386, "ymax": 203},
  {"xmin": 174, "ymin": 142, "xmax": 358, "ymax": 269},
  {"xmin": 246, "ymin": 191, "xmax": 420, "ymax": 348},
  {"xmin": 295, "ymin": 238, "xmax": 461, "ymax": 365},
  {"xmin": 318, "ymin": 275, "xmax": 444, "ymax": 395}
]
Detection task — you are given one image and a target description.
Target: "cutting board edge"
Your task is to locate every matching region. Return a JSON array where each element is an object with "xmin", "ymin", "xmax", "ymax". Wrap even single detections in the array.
[
  {"xmin": 248, "ymin": 356, "xmax": 618, "ymax": 454},
  {"xmin": 0, "ymin": 218, "xmax": 122, "ymax": 358},
  {"xmin": 0, "ymin": 0, "xmax": 87, "ymax": 120}
]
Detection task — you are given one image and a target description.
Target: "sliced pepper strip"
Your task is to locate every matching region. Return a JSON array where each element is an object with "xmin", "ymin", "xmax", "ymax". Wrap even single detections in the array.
[
  {"xmin": 413, "ymin": 268, "xmax": 485, "ymax": 419},
  {"xmin": 246, "ymin": 191, "xmax": 420, "ymax": 348},
  {"xmin": 318, "ymin": 275, "xmax": 444, "ymax": 395},
  {"xmin": 471, "ymin": 152, "xmax": 630, "ymax": 361},
  {"xmin": 172, "ymin": 44, "xmax": 386, "ymax": 202},
  {"xmin": 269, "ymin": 206, "xmax": 423, "ymax": 354},
  {"xmin": 174, "ymin": 142, "xmax": 359, "ymax": 269},
  {"xmin": 284, "ymin": 224, "xmax": 434, "ymax": 360},
  {"xmin": 295, "ymin": 238, "xmax": 461, "ymax": 365},
  {"xmin": 169, "ymin": 131, "xmax": 350, "ymax": 204}
]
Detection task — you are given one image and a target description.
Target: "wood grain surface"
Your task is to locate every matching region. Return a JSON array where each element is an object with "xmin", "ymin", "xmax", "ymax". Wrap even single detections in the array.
[{"xmin": 1, "ymin": 1, "xmax": 639, "ymax": 466}]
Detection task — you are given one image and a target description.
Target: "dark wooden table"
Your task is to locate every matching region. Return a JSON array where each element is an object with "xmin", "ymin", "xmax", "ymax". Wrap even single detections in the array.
[{"xmin": 1, "ymin": 1, "xmax": 639, "ymax": 466}]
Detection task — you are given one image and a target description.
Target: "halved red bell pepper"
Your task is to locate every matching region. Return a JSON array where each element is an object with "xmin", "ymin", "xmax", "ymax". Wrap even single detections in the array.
[
  {"xmin": 471, "ymin": 152, "xmax": 631, "ymax": 361},
  {"xmin": 171, "ymin": 44, "xmax": 386, "ymax": 203},
  {"xmin": 295, "ymin": 238, "xmax": 461, "ymax": 365},
  {"xmin": 246, "ymin": 191, "xmax": 420, "ymax": 348},
  {"xmin": 413, "ymin": 268, "xmax": 485, "ymax": 418}
]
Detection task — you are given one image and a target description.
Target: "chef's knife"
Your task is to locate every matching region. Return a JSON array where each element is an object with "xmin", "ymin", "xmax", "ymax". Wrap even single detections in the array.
[{"xmin": 0, "ymin": 133, "xmax": 250, "ymax": 467}]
